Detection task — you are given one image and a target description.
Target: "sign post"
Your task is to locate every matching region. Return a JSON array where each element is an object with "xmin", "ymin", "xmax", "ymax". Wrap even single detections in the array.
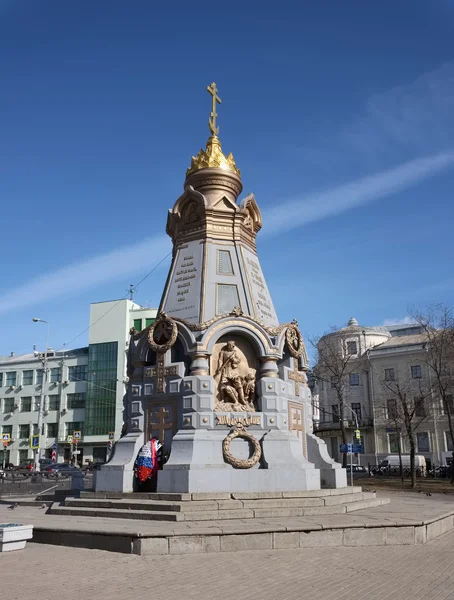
[
  {"xmin": 67, "ymin": 435, "xmax": 73, "ymax": 464},
  {"xmin": 2, "ymin": 434, "xmax": 10, "ymax": 470},
  {"xmin": 30, "ymin": 434, "xmax": 40, "ymax": 450},
  {"xmin": 73, "ymin": 431, "xmax": 81, "ymax": 466},
  {"xmin": 51, "ymin": 443, "xmax": 57, "ymax": 463},
  {"xmin": 340, "ymin": 443, "xmax": 353, "ymax": 486}
]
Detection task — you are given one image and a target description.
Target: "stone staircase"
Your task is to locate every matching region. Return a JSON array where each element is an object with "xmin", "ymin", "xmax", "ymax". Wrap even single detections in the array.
[{"xmin": 49, "ymin": 487, "xmax": 389, "ymax": 522}]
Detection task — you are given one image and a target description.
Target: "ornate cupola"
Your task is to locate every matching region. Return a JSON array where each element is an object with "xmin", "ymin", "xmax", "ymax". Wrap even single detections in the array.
[{"xmin": 160, "ymin": 82, "xmax": 278, "ymax": 326}]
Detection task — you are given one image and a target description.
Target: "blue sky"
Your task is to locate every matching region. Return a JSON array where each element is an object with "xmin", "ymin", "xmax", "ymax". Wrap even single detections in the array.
[{"xmin": 1, "ymin": 1, "xmax": 454, "ymax": 356}]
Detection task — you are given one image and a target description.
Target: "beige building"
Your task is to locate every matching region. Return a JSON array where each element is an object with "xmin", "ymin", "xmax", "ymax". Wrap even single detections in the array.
[{"xmin": 312, "ymin": 318, "xmax": 454, "ymax": 470}]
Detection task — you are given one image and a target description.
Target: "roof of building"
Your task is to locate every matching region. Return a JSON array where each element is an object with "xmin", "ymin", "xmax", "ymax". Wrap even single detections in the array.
[
  {"xmin": 0, "ymin": 347, "xmax": 88, "ymax": 365},
  {"xmin": 370, "ymin": 333, "xmax": 428, "ymax": 351},
  {"xmin": 383, "ymin": 323, "xmax": 424, "ymax": 336},
  {"xmin": 321, "ymin": 317, "xmax": 390, "ymax": 339}
]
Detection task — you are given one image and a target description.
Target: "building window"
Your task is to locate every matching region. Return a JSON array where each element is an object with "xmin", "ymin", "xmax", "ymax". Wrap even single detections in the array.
[
  {"xmin": 387, "ymin": 399, "xmax": 398, "ymax": 420},
  {"xmin": 65, "ymin": 422, "xmax": 83, "ymax": 436},
  {"xmin": 216, "ymin": 284, "xmax": 240, "ymax": 315},
  {"xmin": 3, "ymin": 398, "xmax": 14, "ymax": 413},
  {"xmin": 145, "ymin": 318, "xmax": 155, "ymax": 328},
  {"xmin": 50, "ymin": 367, "xmax": 62, "ymax": 383},
  {"xmin": 2, "ymin": 425, "xmax": 12, "ymax": 436},
  {"xmin": 411, "ymin": 365, "xmax": 422, "ymax": 379},
  {"xmin": 133, "ymin": 319, "xmax": 142, "ymax": 332},
  {"xmin": 19, "ymin": 450, "xmax": 29, "ymax": 462},
  {"xmin": 443, "ymin": 395, "xmax": 454, "ymax": 415},
  {"xmin": 351, "ymin": 403, "xmax": 362, "ymax": 421},
  {"xmin": 445, "ymin": 432, "xmax": 454, "ymax": 452},
  {"xmin": 217, "ymin": 250, "xmax": 234, "ymax": 275},
  {"xmin": 388, "ymin": 433, "xmax": 400, "ymax": 453},
  {"xmin": 48, "ymin": 395, "xmax": 60, "ymax": 411},
  {"xmin": 332, "ymin": 405, "xmax": 339, "ymax": 423},
  {"xmin": 20, "ymin": 397, "xmax": 32, "ymax": 412},
  {"xmin": 0, "ymin": 373, "xmax": 2, "ymax": 387},
  {"xmin": 85, "ymin": 342, "xmax": 118, "ymax": 436},
  {"xmin": 346, "ymin": 341, "xmax": 357, "ymax": 355},
  {"xmin": 384, "ymin": 368, "xmax": 395, "ymax": 381},
  {"xmin": 414, "ymin": 397, "xmax": 426, "ymax": 418},
  {"xmin": 19, "ymin": 424, "xmax": 30, "ymax": 439},
  {"xmin": 5, "ymin": 372, "xmax": 16, "ymax": 387},
  {"xmin": 22, "ymin": 370, "xmax": 33, "ymax": 386},
  {"xmin": 68, "ymin": 365, "xmax": 88, "ymax": 382},
  {"xmin": 47, "ymin": 423, "xmax": 58, "ymax": 438},
  {"xmin": 67, "ymin": 393, "xmax": 86, "ymax": 409},
  {"xmin": 349, "ymin": 373, "xmax": 360, "ymax": 386},
  {"xmin": 331, "ymin": 376, "xmax": 337, "ymax": 389},
  {"xmin": 417, "ymin": 432, "xmax": 430, "ymax": 452},
  {"xmin": 36, "ymin": 369, "xmax": 43, "ymax": 385}
]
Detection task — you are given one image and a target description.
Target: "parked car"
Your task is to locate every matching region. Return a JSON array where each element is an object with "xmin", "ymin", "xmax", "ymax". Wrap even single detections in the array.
[
  {"xmin": 345, "ymin": 465, "xmax": 373, "ymax": 479},
  {"xmin": 45, "ymin": 462, "xmax": 79, "ymax": 474},
  {"xmin": 16, "ymin": 458, "xmax": 54, "ymax": 472},
  {"xmin": 378, "ymin": 455, "xmax": 427, "ymax": 476},
  {"xmin": 17, "ymin": 459, "xmax": 34, "ymax": 471}
]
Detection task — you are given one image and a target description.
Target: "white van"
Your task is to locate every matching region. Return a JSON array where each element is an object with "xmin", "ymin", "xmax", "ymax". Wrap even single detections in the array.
[{"xmin": 380, "ymin": 455, "xmax": 426, "ymax": 472}]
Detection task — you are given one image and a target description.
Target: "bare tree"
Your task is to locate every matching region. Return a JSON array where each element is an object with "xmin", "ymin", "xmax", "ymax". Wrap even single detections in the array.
[
  {"xmin": 379, "ymin": 376, "xmax": 433, "ymax": 488},
  {"xmin": 311, "ymin": 330, "xmax": 364, "ymax": 468},
  {"xmin": 411, "ymin": 304, "xmax": 454, "ymax": 480}
]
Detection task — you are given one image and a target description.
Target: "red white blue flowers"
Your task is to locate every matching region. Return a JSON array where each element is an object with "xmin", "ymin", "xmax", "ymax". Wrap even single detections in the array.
[{"xmin": 135, "ymin": 439, "xmax": 161, "ymax": 482}]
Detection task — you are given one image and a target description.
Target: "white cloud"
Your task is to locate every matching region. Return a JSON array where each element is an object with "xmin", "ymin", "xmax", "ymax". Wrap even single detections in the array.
[
  {"xmin": 0, "ymin": 235, "xmax": 171, "ymax": 315},
  {"xmin": 261, "ymin": 152, "xmax": 454, "ymax": 237},
  {"xmin": 340, "ymin": 62, "xmax": 454, "ymax": 162},
  {"xmin": 383, "ymin": 316, "xmax": 414, "ymax": 326}
]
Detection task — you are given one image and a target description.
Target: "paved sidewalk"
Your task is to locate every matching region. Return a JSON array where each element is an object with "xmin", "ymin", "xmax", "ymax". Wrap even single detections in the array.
[{"xmin": 2, "ymin": 528, "xmax": 454, "ymax": 600}]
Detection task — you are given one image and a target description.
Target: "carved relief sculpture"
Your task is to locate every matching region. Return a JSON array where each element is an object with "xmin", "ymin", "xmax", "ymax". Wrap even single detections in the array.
[{"xmin": 214, "ymin": 340, "xmax": 256, "ymax": 412}]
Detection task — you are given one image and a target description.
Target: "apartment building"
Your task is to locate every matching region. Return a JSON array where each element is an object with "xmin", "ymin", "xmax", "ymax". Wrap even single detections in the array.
[{"xmin": 0, "ymin": 299, "xmax": 157, "ymax": 466}]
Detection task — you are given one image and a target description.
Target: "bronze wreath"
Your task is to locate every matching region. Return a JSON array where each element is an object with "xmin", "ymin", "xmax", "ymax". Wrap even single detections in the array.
[
  {"xmin": 147, "ymin": 313, "xmax": 178, "ymax": 354},
  {"xmin": 285, "ymin": 325, "xmax": 305, "ymax": 359},
  {"xmin": 222, "ymin": 424, "xmax": 262, "ymax": 469}
]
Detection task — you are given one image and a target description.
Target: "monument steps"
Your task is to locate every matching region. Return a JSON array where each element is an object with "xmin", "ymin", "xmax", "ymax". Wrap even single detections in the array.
[{"xmin": 49, "ymin": 490, "xmax": 388, "ymax": 522}]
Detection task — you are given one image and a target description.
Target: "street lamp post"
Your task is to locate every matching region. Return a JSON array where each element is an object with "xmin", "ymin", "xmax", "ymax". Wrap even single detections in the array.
[{"xmin": 32, "ymin": 318, "xmax": 50, "ymax": 472}]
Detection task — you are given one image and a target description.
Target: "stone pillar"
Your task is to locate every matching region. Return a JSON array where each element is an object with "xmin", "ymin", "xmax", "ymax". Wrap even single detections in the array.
[
  {"xmin": 189, "ymin": 352, "xmax": 210, "ymax": 376},
  {"xmin": 260, "ymin": 357, "xmax": 279, "ymax": 378}
]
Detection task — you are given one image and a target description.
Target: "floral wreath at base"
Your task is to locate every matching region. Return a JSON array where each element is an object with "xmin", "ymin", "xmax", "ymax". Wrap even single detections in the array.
[
  {"xmin": 222, "ymin": 424, "xmax": 262, "ymax": 469},
  {"xmin": 134, "ymin": 438, "xmax": 162, "ymax": 482}
]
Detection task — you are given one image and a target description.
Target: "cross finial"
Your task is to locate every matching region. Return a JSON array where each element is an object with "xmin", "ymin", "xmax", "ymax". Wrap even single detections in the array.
[{"xmin": 207, "ymin": 82, "xmax": 222, "ymax": 136}]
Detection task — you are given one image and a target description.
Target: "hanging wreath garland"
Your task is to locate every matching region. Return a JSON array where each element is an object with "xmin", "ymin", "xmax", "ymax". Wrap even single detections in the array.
[
  {"xmin": 222, "ymin": 424, "xmax": 262, "ymax": 469},
  {"xmin": 134, "ymin": 438, "xmax": 162, "ymax": 482}
]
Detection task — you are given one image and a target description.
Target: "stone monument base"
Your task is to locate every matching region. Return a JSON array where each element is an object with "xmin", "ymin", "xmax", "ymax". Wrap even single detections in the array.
[
  {"xmin": 158, "ymin": 466, "xmax": 321, "ymax": 493},
  {"xmin": 157, "ymin": 426, "xmax": 322, "ymax": 493}
]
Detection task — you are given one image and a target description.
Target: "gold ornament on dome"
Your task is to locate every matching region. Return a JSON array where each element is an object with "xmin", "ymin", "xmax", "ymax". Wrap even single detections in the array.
[
  {"xmin": 186, "ymin": 135, "xmax": 240, "ymax": 177},
  {"xmin": 186, "ymin": 82, "xmax": 241, "ymax": 178}
]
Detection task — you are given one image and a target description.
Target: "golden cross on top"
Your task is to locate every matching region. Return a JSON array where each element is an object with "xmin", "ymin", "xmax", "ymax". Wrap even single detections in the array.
[{"xmin": 207, "ymin": 82, "xmax": 222, "ymax": 136}]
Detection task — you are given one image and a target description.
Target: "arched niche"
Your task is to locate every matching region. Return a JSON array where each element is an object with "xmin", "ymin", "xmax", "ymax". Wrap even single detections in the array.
[
  {"xmin": 200, "ymin": 317, "xmax": 274, "ymax": 357},
  {"xmin": 171, "ymin": 335, "xmax": 190, "ymax": 375},
  {"xmin": 210, "ymin": 333, "xmax": 259, "ymax": 413}
]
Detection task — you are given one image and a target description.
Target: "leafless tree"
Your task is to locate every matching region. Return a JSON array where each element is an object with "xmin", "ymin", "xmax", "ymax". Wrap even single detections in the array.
[
  {"xmin": 311, "ymin": 330, "xmax": 364, "ymax": 468},
  {"xmin": 378, "ymin": 376, "xmax": 433, "ymax": 488},
  {"xmin": 411, "ymin": 304, "xmax": 454, "ymax": 480}
]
